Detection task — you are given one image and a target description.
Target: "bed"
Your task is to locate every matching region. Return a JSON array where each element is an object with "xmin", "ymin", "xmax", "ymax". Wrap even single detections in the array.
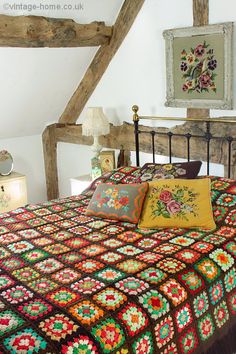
[{"xmin": 1, "ymin": 112, "xmax": 236, "ymax": 353}]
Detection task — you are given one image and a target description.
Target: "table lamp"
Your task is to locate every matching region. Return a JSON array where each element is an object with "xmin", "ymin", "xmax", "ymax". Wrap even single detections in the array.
[{"xmin": 82, "ymin": 107, "xmax": 110, "ymax": 157}]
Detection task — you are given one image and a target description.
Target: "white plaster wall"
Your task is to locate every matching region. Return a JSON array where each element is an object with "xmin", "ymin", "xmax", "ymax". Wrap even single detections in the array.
[
  {"xmin": 0, "ymin": 135, "xmax": 47, "ymax": 203},
  {"xmin": 0, "ymin": 0, "xmax": 123, "ymax": 139},
  {"xmin": 0, "ymin": 47, "xmax": 98, "ymax": 139},
  {"xmin": 58, "ymin": 143, "xmax": 93, "ymax": 197}
]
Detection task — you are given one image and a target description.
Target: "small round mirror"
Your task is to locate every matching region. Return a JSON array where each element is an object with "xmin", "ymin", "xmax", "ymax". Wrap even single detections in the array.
[{"xmin": 0, "ymin": 150, "xmax": 13, "ymax": 176}]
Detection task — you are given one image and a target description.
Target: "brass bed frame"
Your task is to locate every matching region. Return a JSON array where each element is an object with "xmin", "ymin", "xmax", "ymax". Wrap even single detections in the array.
[{"xmin": 132, "ymin": 105, "xmax": 236, "ymax": 178}]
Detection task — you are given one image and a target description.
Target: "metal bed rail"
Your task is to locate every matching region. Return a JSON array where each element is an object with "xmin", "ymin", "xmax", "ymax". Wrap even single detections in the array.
[{"xmin": 132, "ymin": 105, "xmax": 236, "ymax": 178}]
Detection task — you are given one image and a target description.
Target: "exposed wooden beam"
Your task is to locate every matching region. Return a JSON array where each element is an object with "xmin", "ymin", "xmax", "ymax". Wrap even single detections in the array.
[
  {"xmin": 59, "ymin": 0, "xmax": 145, "ymax": 124},
  {"xmin": 187, "ymin": 108, "xmax": 209, "ymax": 119},
  {"xmin": 187, "ymin": 0, "xmax": 209, "ymax": 119},
  {"xmin": 42, "ymin": 124, "xmax": 59, "ymax": 200},
  {"xmin": 55, "ymin": 121, "xmax": 236, "ymax": 168},
  {"xmin": 193, "ymin": 0, "xmax": 209, "ymax": 26},
  {"xmin": 0, "ymin": 15, "xmax": 112, "ymax": 47},
  {"xmin": 44, "ymin": 117, "xmax": 236, "ymax": 199}
]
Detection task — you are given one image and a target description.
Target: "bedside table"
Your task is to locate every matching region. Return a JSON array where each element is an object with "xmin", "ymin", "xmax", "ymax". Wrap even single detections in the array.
[
  {"xmin": 70, "ymin": 174, "xmax": 92, "ymax": 196},
  {"xmin": 0, "ymin": 172, "xmax": 27, "ymax": 213}
]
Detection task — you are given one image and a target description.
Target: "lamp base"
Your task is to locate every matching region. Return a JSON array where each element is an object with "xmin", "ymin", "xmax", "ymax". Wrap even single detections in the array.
[{"xmin": 91, "ymin": 136, "xmax": 102, "ymax": 157}]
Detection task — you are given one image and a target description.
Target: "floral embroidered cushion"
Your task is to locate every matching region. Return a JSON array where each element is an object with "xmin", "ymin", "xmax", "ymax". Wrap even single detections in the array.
[
  {"xmin": 139, "ymin": 178, "xmax": 216, "ymax": 230},
  {"xmin": 86, "ymin": 182, "xmax": 148, "ymax": 223},
  {"xmin": 136, "ymin": 161, "xmax": 202, "ymax": 182}
]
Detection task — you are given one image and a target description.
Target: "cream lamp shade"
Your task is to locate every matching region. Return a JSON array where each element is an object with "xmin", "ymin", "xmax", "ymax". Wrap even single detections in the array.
[{"xmin": 82, "ymin": 107, "xmax": 110, "ymax": 156}]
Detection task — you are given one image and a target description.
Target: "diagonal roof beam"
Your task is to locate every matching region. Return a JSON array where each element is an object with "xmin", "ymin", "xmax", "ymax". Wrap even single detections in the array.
[
  {"xmin": 59, "ymin": 0, "xmax": 145, "ymax": 124},
  {"xmin": 0, "ymin": 15, "xmax": 112, "ymax": 47}
]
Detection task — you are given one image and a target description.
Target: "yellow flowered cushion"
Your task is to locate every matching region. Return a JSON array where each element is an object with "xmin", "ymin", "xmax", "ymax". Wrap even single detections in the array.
[{"xmin": 139, "ymin": 178, "xmax": 216, "ymax": 230}]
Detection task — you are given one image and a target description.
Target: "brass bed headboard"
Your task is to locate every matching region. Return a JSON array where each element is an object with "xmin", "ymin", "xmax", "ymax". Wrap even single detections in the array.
[{"xmin": 132, "ymin": 105, "xmax": 236, "ymax": 178}]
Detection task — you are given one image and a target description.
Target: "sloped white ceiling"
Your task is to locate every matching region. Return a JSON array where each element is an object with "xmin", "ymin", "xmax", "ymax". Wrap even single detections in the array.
[{"xmin": 0, "ymin": 0, "xmax": 124, "ymax": 138}]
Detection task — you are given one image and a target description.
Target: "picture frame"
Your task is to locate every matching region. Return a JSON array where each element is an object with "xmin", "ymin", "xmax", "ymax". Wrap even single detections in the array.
[
  {"xmin": 99, "ymin": 150, "xmax": 115, "ymax": 173},
  {"xmin": 163, "ymin": 22, "xmax": 233, "ymax": 109}
]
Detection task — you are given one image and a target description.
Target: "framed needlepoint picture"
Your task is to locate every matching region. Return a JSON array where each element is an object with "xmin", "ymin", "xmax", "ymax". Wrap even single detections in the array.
[
  {"xmin": 163, "ymin": 22, "xmax": 233, "ymax": 109},
  {"xmin": 99, "ymin": 151, "xmax": 115, "ymax": 173}
]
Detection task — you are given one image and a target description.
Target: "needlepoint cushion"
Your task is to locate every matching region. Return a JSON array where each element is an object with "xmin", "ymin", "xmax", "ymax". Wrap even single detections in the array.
[
  {"xmin": 86, "ymin": 183, "xmax": 148, "ymax": 223},
  {"xmin": 139, "ymin": 178, "xmax": 216, "ymax": 230},
  {"xmin": 137, "ymin": 161, "xmax": 202, "ymax": 182}
]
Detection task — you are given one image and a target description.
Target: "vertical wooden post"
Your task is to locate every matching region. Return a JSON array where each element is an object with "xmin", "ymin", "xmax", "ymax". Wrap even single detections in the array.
[
  {"xmin": 187, "ymin": 0, "xmax": 210, "ymax": 119},
  {"xmin": 193, "ymin": 0, "xmax": 209, "ymax": 26},
  {"xmin": 42, "ymin": 124, "xmax": 59, "ymax": 200}
]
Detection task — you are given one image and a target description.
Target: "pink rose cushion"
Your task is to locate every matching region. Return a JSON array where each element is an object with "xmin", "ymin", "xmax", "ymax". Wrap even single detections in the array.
[{"xmin": 139, "ymin": 178, "xmax": 216, "ymax": 230}]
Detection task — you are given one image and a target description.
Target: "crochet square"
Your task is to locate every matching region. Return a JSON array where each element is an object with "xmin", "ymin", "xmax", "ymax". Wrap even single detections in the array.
[
  {"xmin": 193, "ymin": 291, "xmax": 209, "ymax": 318},
  {"xmin": 160, "ymin": 279, "xmax": 187, "ymax": 306},
  {"xmin": 0, "ymin": 274, "xmax": 15, "ymax": 290},
  {"xmin": 194, "ymin": 258, "xmax": 220, "ymax": 283},
  {"xmin": 179, "ymin": 328, "xmax": 198, "ymax": 354},
  {"xmin": 91, "ymin": 318, "xmax": 125, "ymax": 353},
  {"xmin": 156, "ymin": 258, "xmax": 186, "ymax": 274},
  {"xmin": 93, "ymin": 287, "xmax": 127, "ymax": 311},
  {"xmin": 18, "ymin": 298, "xmax": 53, "ymax": 319},
  {"xmin": 224, "ymin": 268, "xmax": 236, "ymax": 292},
  {"xmin": 213, "ymin": 301, "xmax": 229, "ymax": 328},
  {"xmin": 209, "ymin": 280, "xmax": 224, "ymax": 305},
  {"xmin": 69, "ymin": 300, "xmax": 104, "ymax": 326},
  {"xmin": 61, "ymin": 335, "xmax": 99, "ymax": 354},
  {"xmin": 132, "ymin": 331, "xmax": 154, "ymax": 354},
  {"xmin": 1, "ymin": 285, "xmax": 33, "ymax": 304},
  {"xmin": 137, "ymin": 267, "xmax": 167, "ymax": 285},
  {"xmin": 39, "ymin": 313, "xmax": 78, "ymax": 341},
  {"xmin": 209, "ymin": 249, "xmax": 234, "ymax": 272},
  {"xmin": 46, "ymin": 288, "xmax": 80, "ymax": 307},
  {"xmin": 174, "ymin": 303, "xmax": 193, "ymax": 333},
  {"xmin": 139, "ymin": 289, "xmax": 170, "ymax": 320},
  {"xmin": 155, "ymin": 315, "xmax": 174, "ymax": 348},
  {"xmin": 198, "ymin": 314, "xmax": 215, "ymax": 341},
  {"xmin": 34, "ymin": 258, "xmax": 64, "ymax": 274},
  {"xmin": 115, "ymin": 277, "xmax": 149, "ymax": 295},
  {"xmin": 118, "ymin": 303, "xmax": 149, "ymax": 336},
  {"xmin": 71, "ymin": 277, "xmax": 105, "ymax": 295},
  {"xmin": 21, "ymin": 249, "xmax": 49, "ymax": 263},
  {"xmin": 95, "ymin": 267, "xmax": 125, "ymax": 282},
  {"xmin": 75, "ymin": 259, "xmax": 105, "ymax": 273},
  {"xmin": 116, "ymin": 260, "xmax": 146, "ymax": 274},
  {"xmin": 0, "ymin": 310, "xmax": 25, "ymax": 336},
  {"xmin": 52, "ymin": 268, "xmax": 81, "ymax": 284},
  {"xmin": 3, "ymin": 328, "xmax": 47, "ymax": 353},
  {"xmin": 28, "ymin": 277, "xmax": 58, "ymax": 294},
  {"xmin": 178, "ymin": 270, "xmax": 204, "ymax": 295},
  {"xmin": 12, "ymin": 267, "xmax": 40, "ymax": 282}
]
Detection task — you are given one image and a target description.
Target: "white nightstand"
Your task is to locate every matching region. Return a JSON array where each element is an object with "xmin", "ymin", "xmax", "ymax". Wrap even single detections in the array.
[
  {"xmin": 0, "ymin": 172, "xmax": 27, "ymax": 213},
  {"xmin": 70, "ymin": 174, "xmax": 92, "ymax": 196}
]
